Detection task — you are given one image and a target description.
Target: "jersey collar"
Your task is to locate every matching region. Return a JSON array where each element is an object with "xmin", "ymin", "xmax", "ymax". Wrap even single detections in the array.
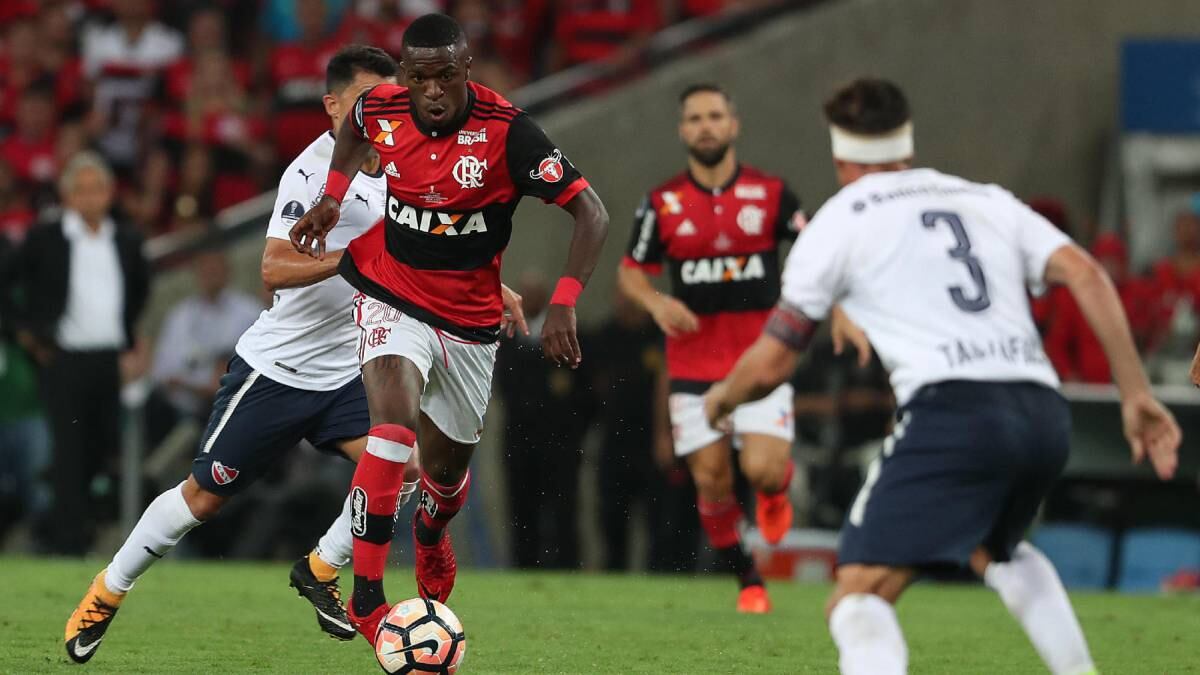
[
  {"xmin": 408, "ymin": 87, "xmax": 477, "ymax": 138},
  {"xmin": 687, "ymin": 163, "xmax": 742, "ymax": 196}
]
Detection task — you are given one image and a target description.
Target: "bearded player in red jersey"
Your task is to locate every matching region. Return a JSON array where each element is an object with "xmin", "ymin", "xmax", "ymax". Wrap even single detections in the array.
[
  {"xmin": 619, "ymin": 84, "xmax": 865, "ymax": 613},
  {"xmin": 290, "ymin": 14, "xmax": 609, "ymax": 642}
]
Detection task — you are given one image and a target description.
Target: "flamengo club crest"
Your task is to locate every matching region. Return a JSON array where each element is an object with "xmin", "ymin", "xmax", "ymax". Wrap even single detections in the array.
[
  {"xmin": 453, "ymin": 155, "xmax": 487, "ymax": 189},
  {"xmin": 530, "ymin": 149, "xmax": 564, "ymax": 183}
]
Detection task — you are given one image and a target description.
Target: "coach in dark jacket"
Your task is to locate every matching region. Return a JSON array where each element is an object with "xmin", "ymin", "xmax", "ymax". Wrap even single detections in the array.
[{"xmin": 10, "ymin": 151, "xmax": 150, "ymax": 554}]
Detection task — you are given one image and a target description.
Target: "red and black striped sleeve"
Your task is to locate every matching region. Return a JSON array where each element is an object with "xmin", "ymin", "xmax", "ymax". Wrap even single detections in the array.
[{"xmin": 349, "ymin": 84, "xmax": 409, "ymax": 142}]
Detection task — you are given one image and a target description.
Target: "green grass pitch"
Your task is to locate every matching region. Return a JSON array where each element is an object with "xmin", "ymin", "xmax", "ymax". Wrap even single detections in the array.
[{"xmin": 3, "ymin": 557, "xmax": 1198, "ymax": 673}]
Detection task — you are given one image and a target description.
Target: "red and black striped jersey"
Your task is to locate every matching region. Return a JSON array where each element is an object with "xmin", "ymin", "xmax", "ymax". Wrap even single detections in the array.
[
  {"xmin": 339, "ymin": 81, "xmax": 589, "ymax": 342},
  {"xmin": 622, "ymin": 165, "xmax": 804, "ymax": 385}
]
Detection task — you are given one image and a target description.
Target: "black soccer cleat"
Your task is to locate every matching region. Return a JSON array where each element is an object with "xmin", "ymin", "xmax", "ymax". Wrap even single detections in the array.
[
  {"xmin": 64, "ymin": 570, "xmax": 124, "ymax": 664},
  {"xmin": 289, "ymin": 556, "xmax": 357, "ymax": 641}
]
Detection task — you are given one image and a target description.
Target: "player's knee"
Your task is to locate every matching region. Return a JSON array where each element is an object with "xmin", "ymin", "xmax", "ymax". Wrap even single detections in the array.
[
  {"xmin": 182, "ymin": 476, "xmax": 227, "ymax": 521},
  {"xmin": 691, "ymin": 464, "xmax": 733, "ymax": 501},
  {"xmin": 833, "ymin": 564, "xmax": 908, "ymax": 603},
  {"xmin": 742, "ymin": 454, "xmax": 787, "ymax": 493}
]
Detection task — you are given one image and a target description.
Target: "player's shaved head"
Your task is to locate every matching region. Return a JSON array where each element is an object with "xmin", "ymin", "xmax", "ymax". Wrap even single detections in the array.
[
  {"xmin": 403, "ymin": 13, "xmax": 466, "ymax": 51},
  {"xmin": 824, "ymin": 78, "xmax": 910, "ymax": 135},
  {"xmin": 326, "ymin": 44, "xmax": 398, "ymax": 94}
]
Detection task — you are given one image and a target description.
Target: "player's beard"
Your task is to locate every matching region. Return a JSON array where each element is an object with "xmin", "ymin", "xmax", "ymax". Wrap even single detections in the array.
[{"xmin": 688, "ymin": 142, "xmax": 731, "ymax": 168}]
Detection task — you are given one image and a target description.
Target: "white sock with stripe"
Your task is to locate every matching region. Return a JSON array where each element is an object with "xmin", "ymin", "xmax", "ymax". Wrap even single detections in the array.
[
  {"xmin": 985, "ymin": 542, "xmax": 1096, "ymax": 675},
  {"xmin": 829, "ymin": 593, "xmax": 908, "ymax": 675},
  {"xmin": 105, "ymin": 482, "xmax": 202, "ymax": 594}
]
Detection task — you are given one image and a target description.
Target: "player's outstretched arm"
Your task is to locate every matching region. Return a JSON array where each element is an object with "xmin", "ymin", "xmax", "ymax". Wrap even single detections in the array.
[
  {"xmin": 262, "ymin": 238, "xmax": 344, "ymax": 291},
  {"xmin": 1045, "ymin": 243, "xmax": 1182, "ymax": 479},
  {"xmin": 704, "ymin": 301, "xmax": 816, "ymax": 428},
  {"xmin": 290, "ymin": 115, "xmax": 373, "ymax": 259},
  {"xmin": 541, "ymin": 186, "xmax": 609, "ymax": 369},
  {"xmin": 616, "ymin": 264, "xmax": 700, "ymax": 337}
]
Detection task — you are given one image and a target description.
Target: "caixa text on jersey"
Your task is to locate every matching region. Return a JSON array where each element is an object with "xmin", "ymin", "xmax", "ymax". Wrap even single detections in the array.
[{"xmin": 387, "ymin": 196, "xmax": 489, "ymax": 236}]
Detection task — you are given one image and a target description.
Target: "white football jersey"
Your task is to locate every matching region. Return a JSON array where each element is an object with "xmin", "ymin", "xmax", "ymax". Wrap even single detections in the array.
[
  {"xmin": 782, "ymin": 168, "xmax": 1071, "ymax": 405},
  {"xmin": 235, "ymin": 132, "xmax": 386, "ymax": 390}
]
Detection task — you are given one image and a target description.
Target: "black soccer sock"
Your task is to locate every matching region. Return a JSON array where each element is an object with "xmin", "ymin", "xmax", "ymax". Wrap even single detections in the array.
[
  {"xmin": 352, "ymin": 576, "xmax": 387, "ymax": 617},
  {"xmin": 414, "ymin": 514, "xmax": 442, "ymax": 547},
  {"xmin": 717, "ymin": 544, "xmax": 764, "ymax": 589}
]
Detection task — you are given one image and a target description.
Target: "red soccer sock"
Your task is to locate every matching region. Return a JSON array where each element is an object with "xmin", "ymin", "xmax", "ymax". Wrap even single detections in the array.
[
  {"xmin": 415, "ymin": 470, "xmax": 471, "ymax": 545},
  {"xmin": 757, "ymin": 460, "xmax": 795, "ymax": 502},
  {"xmin": 697, "ymin": 497, "xmax": 743, "ymax": 549},
  {"xmin": 350, "ymin": 424, "xmax": 415, "ymax": 583}
]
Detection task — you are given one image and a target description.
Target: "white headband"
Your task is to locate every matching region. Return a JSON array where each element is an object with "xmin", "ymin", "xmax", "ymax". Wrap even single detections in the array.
[{"xmin": 830, "ymin": 122, "xmax": 914, "ymax": 164}]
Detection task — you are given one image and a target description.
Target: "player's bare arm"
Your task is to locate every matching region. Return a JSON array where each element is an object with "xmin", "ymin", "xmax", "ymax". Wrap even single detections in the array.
[
  {"xmin": 290, "ymin": 116, "xmax": 374, "ymax": 259},
  {"xmin": 830, "ymin": 305, "xmax": 872, "ymax": 367},
  {"xmin": 261, "ymin": 238, "xmax": 344, "ymax": 291},
  {"xmin": 1190, "ymin": 341, "xmax": 1200, "ymax": 387},
  {"xmin": 703, "ymin": 301, "xmax": 815, "ymax": 428},
  {"xmin": 543, "ymin": 186, "xmax": 609, "ymax": 368},
  {"xmin": 500, "ymin": 283, "xmax": 529, "ymax": 338},
  {"xmin": 1044, "ymin": 242, "xmax": 1182, "ymax": 479},
  {"xmin": 616, "ymin": 264, "xmax": 700, "ymax": 337}
]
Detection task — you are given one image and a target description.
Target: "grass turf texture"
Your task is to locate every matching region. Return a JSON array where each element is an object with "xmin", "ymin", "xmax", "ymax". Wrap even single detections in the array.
[{"xmin": 3, "ymin": 557, "xmax": 1198, "ymax": 673}]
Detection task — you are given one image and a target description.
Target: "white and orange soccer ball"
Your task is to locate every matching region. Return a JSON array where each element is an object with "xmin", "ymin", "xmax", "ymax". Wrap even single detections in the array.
[{"xmin": 374, "ymin": 598, "xmax": 466, "ymax": 674}]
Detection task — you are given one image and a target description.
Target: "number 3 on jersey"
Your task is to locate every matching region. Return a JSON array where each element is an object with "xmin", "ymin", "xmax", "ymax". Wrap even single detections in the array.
[{"xmin": 922, "ymin": 211, "xmax": 991, "ymax": 313}]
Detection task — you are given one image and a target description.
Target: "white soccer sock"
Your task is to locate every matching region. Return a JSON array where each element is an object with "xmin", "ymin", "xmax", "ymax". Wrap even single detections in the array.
[
  {"xmin": 828, "ymin": 593, "xmax": 908, "ymax": 675},
  {"xmin": 105, "ymin": 482, "xmax": 202, "ymax": 594},
  {"xmin": 315, "ymin": 480, "xmax": 419, "ymax": 569},
  {"xmin": 984, "ymin": 542, "xmax": 1096, "ymax": 675}
]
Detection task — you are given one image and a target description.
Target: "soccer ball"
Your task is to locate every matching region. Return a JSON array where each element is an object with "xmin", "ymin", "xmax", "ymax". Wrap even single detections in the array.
[{"xmin": 374, "ymin": 598, "xmax": 466, "ymax": 674}]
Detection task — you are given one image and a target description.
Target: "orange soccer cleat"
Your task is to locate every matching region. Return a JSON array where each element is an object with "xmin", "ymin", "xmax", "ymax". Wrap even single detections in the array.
[
  {"xmin": 736, "ymin": 584, "xmax": 772, "ymax": 614},
  {"xmin": 756, "ymin": 490, "xmax": 794, "ymax": 546},
  {"xmin": 64, "ymin": 569, "xmax": 126, "ymax": 663}
]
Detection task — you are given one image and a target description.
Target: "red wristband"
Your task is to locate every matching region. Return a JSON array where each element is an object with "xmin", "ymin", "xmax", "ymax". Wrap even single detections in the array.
[
  {"xmin": 324, "ymin": 170, "xmax": 351, "ymax": 204},
  {"xmin": 550, "ymin": 277, "xmax": 583, "ymax": 307}
]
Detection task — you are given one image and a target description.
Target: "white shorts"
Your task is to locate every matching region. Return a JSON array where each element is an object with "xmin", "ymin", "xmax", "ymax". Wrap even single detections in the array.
[
  {"xmin": 355, "ymin": 293, "xmax": 498, "ymax": 445},
  {"xmin": 669, "ymin": 383, "xmax": 794, "ymax": 457}
]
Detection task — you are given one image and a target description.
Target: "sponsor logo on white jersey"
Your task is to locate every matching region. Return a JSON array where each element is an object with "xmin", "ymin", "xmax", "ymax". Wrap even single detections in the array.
[
  {"xmin": 452, "ymin": 155, "xmax": 488, "ymax": 189},
  {"xmin": 737, "ymin": 204, "xmax": 767, "ymax": 236},
  {"xmin": 680, "ymin": 254, "xmax": 766, "ymax": 284},
  {"xmin": 385, "ymin": 161, "xmax": 401, "ymax": 178},
  {"xmin": 676, "ymin": 219, "xmax": 697, "ymax": 236},
  {"xmin": 457, "ymin": 128, "xmax": 488, "ymax": 145},
  {"xmin": 388, "ymin": 196, "xmax": 489, "ymax": 236},
  {"xmin": 734, "ymin": 183, "xmax": 767, "ymax": 200}
]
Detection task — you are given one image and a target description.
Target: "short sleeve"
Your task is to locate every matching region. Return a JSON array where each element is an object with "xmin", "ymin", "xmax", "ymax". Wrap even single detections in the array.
[
  {"xmin": 622, "ymin": 194, "xmax": 664, "ymax": 274},
  {"xmin": 774, "ymin": 184, "xmax": 806, "ymax": 242},
  {"xmin": 779, "ymin": 206, "xmax": 853, "ymax": 320},
  {"xmin": 349, "ymin": 84, "xmax": 403, "ymax": 143},
  {"xmin": 505, "ymin": 113, "xmax": 589, "ymax": 206},
  {"xmin": 1010, "ymin": 195, "xmax": 1072, "ymax": 290},
  {"xmin": 266, "ymin": 162, "xmax": 316, "ymax": 240}
]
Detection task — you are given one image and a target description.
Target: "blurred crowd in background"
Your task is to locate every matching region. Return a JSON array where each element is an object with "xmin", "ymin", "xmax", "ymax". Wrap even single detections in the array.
[
  {"xmin": 2, "ymin": 1, "xmax": 1200, "ymax": 569},
  {"xmin": 0, "ymin": 0, "xmax": 775, "ymax": 241}
]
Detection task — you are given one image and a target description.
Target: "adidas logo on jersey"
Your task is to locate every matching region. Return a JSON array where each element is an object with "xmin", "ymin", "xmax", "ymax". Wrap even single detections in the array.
[
  {"xmin": 388, "ymin": 196, "xmax": 488, "ymax": 236},
  {"xmin": 681, "ymin": 254, "xmax": 765, "ymax": 285},
  {"xmin": 676, "ymin": 219, "xmax": 697, "ymax": 236},
  {"xmin": 385, "ymin": 161, "xmax": 401, "ymax": 178}
]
